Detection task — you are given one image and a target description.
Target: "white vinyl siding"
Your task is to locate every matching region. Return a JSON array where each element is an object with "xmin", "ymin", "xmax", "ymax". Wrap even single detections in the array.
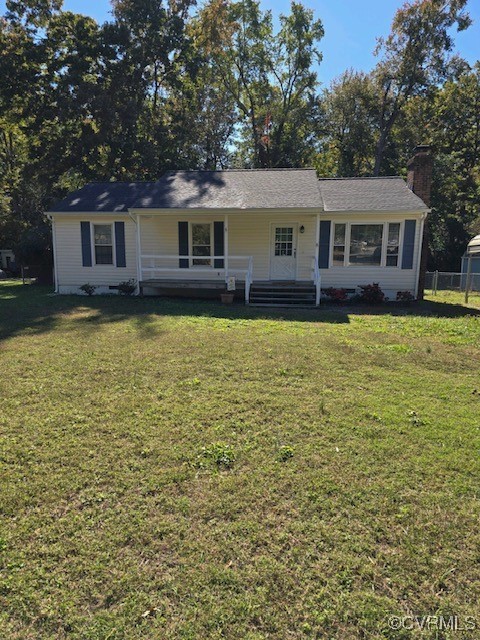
[
  {"xmin": 52, "ymin": 208, "xmax": 424, "ymax": 298},
  {"xmin": 320, "ymin": 213, "xmax": 424, "ymax": 297},
  {"xmin": 139, "ymin": 212, "xmax": 316, "ymax": 281},
  {"xmin": 53, "ymin": 214, "xmax": 137, "ymax": 292}
]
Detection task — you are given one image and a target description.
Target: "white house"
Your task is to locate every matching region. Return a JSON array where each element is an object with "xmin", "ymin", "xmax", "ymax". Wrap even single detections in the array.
[{"xmin": 47, "ymin": 148, "xmax": 431, "ymax": 306}]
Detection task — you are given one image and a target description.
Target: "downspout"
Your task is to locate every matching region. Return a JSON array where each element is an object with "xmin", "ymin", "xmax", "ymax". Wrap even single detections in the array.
[
  {"xmin": 128, "ymin": 210, "xmax": 142, "ymax": 295},
  {"xmin": 46, "ymin": 213, "xmax": 59, "ymax": 293}
]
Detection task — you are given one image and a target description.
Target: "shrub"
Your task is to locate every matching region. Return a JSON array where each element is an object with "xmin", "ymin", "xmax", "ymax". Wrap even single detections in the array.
[
  {"xmin": 79, "ymin": 283, "xmax": 96, "ymax": 296},
  {"xmin": 396, "ymin": 290, "xmax": 415, "ymax": 303},
  {"xmin": 196, "ymin": 443, "xmax": 236, "ymax": 470},
  {"xmin": 276, "ymin": 445, "xmax": 294, "ymax": 462},
  {"xmin": 357, "ymin": 283, "xmax": 386, "ymax": 304},
  {"xmin": 323, "ymin": 287, "xmax": 349, "ymax": 302},
  {"xmin": 118, "ymin": 279, "xmax": 137, "ymax": 295}
]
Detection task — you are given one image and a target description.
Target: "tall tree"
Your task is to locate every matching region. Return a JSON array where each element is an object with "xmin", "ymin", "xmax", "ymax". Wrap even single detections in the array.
[
  {"xmin": 196, "ymin": 0, "xmax": 323, "ymax": 168},
  {"xmin": 372, "ymin": 0, "xmax": 471, "ymax": 175}
]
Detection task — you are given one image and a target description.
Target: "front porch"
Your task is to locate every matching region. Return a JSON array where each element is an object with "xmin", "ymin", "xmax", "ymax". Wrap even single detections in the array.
[{"xmin": 135, "ymin": 212, "xmax": 321, "ymax": 305}]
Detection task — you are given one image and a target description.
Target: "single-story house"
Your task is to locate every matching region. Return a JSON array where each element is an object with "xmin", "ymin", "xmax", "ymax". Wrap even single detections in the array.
[{"xmin": 47, "ymin": 147, "xmax": 431, "ymax": 306}]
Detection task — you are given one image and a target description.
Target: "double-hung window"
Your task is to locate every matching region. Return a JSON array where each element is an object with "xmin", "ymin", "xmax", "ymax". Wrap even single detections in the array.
[
  {"xmin": 191, "ymin": 223, "xmax": 212, "ymax": 266},
  {"xmin": 386, "ymin": 223, "xmax": 401, "ymax": 266},
  {"xmin": 332, "ymin": 222, "xmax": 403, "ymax": 267},
  {"xmin": 93, "ymin": 224, "xmax": 113, "ymax": 265}
]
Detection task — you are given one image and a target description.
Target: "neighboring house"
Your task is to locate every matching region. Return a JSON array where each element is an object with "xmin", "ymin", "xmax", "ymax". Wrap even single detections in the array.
[
  {"xmin": 47, "ymin": 147, "xmax": 431, "ymax": 306},
  {"xmin": 461, "ymin": 234, "xmax": 480, "ymax": 291},
  {"xmin": 0, "ymin": 249, "xmax": 15, "ymax": 272}
]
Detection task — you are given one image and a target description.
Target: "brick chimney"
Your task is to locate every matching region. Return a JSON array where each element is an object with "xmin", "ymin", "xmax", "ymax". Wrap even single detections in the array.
[
  {"xmin": 407, "ymin": 144, "xmax": 432, "ymax": 207},
  {"xmin": 407, "ymin": 145, "xmax": 432, "ymax": 300}
]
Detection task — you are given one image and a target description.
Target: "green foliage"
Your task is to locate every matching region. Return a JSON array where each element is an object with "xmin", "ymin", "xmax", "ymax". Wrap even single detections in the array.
[
  {"xmin": 197, "ymin": 443, "xmax": 236, "ymax": 470},
  {"xmin": 117, "ymin": 279, "xmax": 137, "ymax": 296},
  {"xmin": 276, "ymin": 445, "xmax": 294, "ymax": 462},
  {"xmin": 79, "ymin": 283, "xmax": 96, "ymax": 296}
]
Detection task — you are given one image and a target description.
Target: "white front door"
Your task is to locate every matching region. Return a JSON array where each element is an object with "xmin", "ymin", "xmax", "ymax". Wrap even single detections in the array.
[{"xmin": 270, "ymin": 224, "xmax": 298, "ymax": 280}]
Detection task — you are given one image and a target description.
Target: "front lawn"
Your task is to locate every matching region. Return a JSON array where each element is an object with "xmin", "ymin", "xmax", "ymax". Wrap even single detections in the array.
[{"xmin": 1, "ymin": 282, "xmax": 479, "ymax": 639}]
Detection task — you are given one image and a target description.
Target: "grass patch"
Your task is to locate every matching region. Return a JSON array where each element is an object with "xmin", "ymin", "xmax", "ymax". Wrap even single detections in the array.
[{"xmin": 1, "ymin": 282, "xmax": 480, "ymax": 638}]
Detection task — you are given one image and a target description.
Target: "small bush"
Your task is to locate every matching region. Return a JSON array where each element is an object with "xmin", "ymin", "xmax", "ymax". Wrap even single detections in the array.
[
  {"xmin": 196, "ymin": 443, "xmax": 236, "ymax": 470},
  {"xmin": 79, "ymin": 283, "xmax": 96, "ymax": 296},
  {"xmin": 357, "ymin": 283, "xmax": 386, "ymax": 304},
  {"xmin": 118, "ymin": 279, "xmax": 137, "ymax": 295},
  {"xmin": 276, "ymin": 445, "xmax": 294, "ymax": 462},
  {"xmin": 396, "ymin": 290, "xmax": 415, "ymax": 303},
  {"xmin": 323, "ymin": 287, "xmax": 349, "ymax": 303}
]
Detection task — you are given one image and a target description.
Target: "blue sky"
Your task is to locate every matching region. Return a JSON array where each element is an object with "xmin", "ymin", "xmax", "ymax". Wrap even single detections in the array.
[{"xmin": 1, "ymin": 0, "xmax": 479, "ymax": 86}]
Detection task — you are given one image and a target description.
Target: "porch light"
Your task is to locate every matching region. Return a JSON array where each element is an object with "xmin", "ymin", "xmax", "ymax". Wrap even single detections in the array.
[{"xmin": 299, "ymin": 225, "xmax": 305, "ymax": 234}]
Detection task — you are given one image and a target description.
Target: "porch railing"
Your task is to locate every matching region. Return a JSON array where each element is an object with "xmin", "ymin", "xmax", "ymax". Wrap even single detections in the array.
[
  {"xmin": 312, "ymin": 257, "xmax": 321, "ymax": 306},
  {"xmin": 140, "ymin": 254, "xmax": 254, "ymax": 303}
]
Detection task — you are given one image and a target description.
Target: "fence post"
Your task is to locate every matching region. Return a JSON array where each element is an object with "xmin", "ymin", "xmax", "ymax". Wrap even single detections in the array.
[{"xmin": 465, "ymin": 256, "xmax": 472, "ymax": 304}]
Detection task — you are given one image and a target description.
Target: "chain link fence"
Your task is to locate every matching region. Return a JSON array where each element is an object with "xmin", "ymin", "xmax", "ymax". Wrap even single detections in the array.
[{"xmin": 425, "ymin": 271, "xmax": 480, "ymax": 293}]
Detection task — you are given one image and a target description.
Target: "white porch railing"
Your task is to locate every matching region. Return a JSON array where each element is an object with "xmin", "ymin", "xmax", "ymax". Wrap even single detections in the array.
[
  {"xmin": 140, "ymin": 254, "xmax": 254, "ymax": 303},
  {"xmin": 312, "ymin": 257, "xmax": 321, "ymax": 306}
]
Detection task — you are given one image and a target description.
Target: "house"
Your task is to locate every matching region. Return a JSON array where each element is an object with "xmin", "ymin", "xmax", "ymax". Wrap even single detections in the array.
[
  {"xmin": 0, "ymin": 249, "xmax": 16, "ymax": 273},
  {"xmin": 47, "ymin": 146, "xmax": 431, "ymax": 306}
]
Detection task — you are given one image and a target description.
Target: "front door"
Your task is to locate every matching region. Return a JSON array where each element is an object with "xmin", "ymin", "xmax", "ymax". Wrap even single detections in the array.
[{"xmin": 270, "ymin": 224, "xmax": 297, "ymax": 280}]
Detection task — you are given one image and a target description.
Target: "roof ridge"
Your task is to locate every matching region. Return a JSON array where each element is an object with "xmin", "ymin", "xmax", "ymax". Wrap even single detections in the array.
[
  {"xmin": 318, "ymin": 176, "xmax": 403, "ymax": 181},
  {"xmin": 166, "ymin": 168, "xmax": 317, "ymax": 173}
]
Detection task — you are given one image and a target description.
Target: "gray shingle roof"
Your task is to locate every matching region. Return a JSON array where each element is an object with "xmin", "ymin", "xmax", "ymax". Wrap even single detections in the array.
[
  {"xmin": 319, "ymin": 177, "xmax": 427, "ymax": 212},
  {"xmin": 133, "ymin": 169, "xmax": 323, "ymax": 209},
  {"xmin": 49, "ymin": 182, "xmax": 156, "ymax": 213},
  {"xmin": 49, "ymin": 171, "xmax": 429, "ymax": 214}
]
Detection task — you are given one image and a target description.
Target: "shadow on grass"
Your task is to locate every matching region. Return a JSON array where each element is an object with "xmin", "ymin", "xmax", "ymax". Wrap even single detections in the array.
[{"xmin": 1, "ymin": 282, "xmax": 479, "ymax": 344}]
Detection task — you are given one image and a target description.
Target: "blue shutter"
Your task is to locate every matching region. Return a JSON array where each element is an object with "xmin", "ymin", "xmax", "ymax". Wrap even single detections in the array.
[
  {"xmin": 80, "ymin": 222, "xmax": 92, "ymax": 267},
  {"xmin": 178, "ymin": 222, "xmax": 189, "ymax": 268},
  {"xmin": 401, "ymin": 220, "xmax": 416, "ymax": 269},
  {"xmin": 213, "ymin": 221, "xmax": 224, "ymax": 268},
  {"xmin": 318, "ymin": 220, "xmax": 331, "ymax": 269},
  {"xmin": 115, "ymin": 222, "xmax": 126, "ymax": 267}
]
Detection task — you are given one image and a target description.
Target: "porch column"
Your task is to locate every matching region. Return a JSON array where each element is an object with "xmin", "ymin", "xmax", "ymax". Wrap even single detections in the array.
[
  {"xmin": 314, "ymin": 214, "xmax": 320, "ymax": 268},
  {"xmin": 224, "ymin": 215, "xmax": 229, "ymax": 275}
]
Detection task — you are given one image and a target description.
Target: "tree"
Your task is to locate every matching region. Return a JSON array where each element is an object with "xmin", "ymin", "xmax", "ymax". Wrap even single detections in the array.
[
  {"xmin": 318, "ymin": 70, "xmax": 378, "ymax": 176},
  {"xmin": 372, "ymin": 0, "xmax": 471, "ymax": 175},
  {"xmin": 196, "ymin": 0, "xmax": 324, "ymax": 168}
]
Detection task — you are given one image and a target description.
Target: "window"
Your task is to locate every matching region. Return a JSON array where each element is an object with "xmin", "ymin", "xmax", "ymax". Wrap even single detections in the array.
[
  {"xmin": 274, "ymin": 227, "xmax": 294, "ymax": 256},
  {"xmin": 331, "ymin": 222, "xmax": 404, "ymax": 267},
  {"xmin": 93, "ymin": 224, "xmax": 113, "ymax": 265},
  {"xmin": 333, "ymin": 224, "xmax": 346, "ymax": 266},
  {"xmin": 386, "ymin": 223, "xmax": 400, "ymax": 267},
  {"xmin": 349, "ymin": 224, "xmax": 383, "ymax": 266},
  {"xmin": 191, "ymin": 223, "xmax": 212, "ymax": 266}
]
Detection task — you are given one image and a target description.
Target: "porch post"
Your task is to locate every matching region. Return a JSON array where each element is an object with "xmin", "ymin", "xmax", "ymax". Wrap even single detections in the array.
[
  {"xmin": 314, "ymin": 214, "xmax": 320, "ymax": 268},
  {"xmin": 224, "ymin": 215, "xmax": 229, "ymax": 277}
]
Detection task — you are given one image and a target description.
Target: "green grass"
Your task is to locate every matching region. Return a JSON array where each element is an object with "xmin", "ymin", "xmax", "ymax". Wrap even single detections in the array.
[{"xmin": 1, "ymin": 282, "xmax": 480, "ymax": 639}]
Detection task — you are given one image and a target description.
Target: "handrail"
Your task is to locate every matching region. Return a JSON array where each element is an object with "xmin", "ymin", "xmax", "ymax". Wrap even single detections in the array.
[
  {"xmin": 139, "ymin": 255, "xmax": 254, "ymax": 295},
  {"xmin": 140, "ymin": 254, "xmax": 251, "ymax": 260},
  {"xmin": 312, "ymin": 257, "xmax": 321, "ymax": 306}
]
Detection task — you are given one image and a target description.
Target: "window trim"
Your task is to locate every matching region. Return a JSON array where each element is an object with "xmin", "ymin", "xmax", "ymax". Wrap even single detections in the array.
[
  {"xmin": 189, "ymin": 221, "xmax": 214, "ymax": 268},
  {"xmin": 330, "ymin": 221, "xmax": 404, "ymax": 268},
  {"xmin": 91, "ymin": 222, "xmax": 116, "ymax": 266}
]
